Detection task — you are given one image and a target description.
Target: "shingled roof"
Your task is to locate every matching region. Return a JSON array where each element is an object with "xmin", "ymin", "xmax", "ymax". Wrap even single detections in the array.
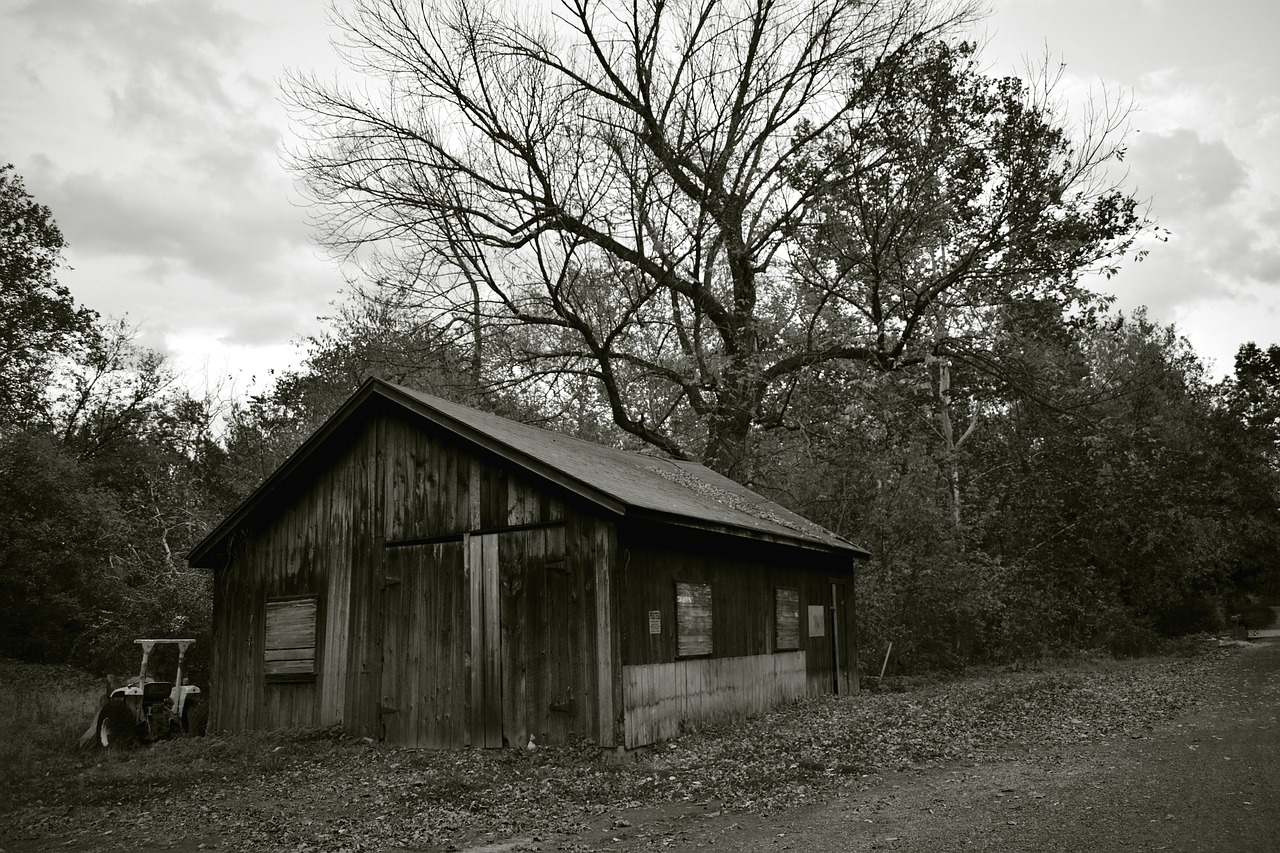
[{"xmin": 188, "ymin": 378, "xmax": 866, "ymax": 566}]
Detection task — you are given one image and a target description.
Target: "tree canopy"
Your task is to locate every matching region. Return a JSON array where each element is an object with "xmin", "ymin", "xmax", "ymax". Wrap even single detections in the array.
[
  {"xmin": 287, "ymin": 0, "xmax": 1147, "ymax": 478},
  {"xmin": 0, "ymin": 163, "xmax": 97, "ymax": 427}
]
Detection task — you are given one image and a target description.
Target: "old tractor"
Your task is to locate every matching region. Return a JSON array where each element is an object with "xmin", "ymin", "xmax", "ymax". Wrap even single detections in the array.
[{"xmin": 91, "ymin": 639, "xmax": 204, "ymax": 748}]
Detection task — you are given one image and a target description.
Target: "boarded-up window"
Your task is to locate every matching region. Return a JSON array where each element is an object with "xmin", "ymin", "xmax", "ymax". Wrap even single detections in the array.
[
  {"xmin": 675, "ymin": 582, "xmax": 712, "ymax": 657},
  {"xmin": 775, "ymin": 588, "xmax": 800, "ymax": 650},
  {"xmin": 265, "ymin": 596, "xmax": 317, "ymax": 682},
  {"xmin": 808, "ymin": 604, "xmax": 827, "ymax": 638}
]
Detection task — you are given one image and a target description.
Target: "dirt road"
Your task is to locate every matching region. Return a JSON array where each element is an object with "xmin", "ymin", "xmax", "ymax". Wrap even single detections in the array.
[{"xmin": 560, "ymin": 641, "xmax": 1280, "ymax": 852}]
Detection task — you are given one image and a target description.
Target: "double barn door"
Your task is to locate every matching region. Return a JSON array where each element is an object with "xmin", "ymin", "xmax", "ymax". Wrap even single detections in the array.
[{"xmin": 379, "ymin": 525, "xmax": 575, "ymax": 747}]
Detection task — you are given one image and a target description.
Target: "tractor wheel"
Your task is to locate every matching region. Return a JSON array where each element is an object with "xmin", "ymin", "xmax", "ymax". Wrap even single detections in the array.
[
  {"xmin": 96, "ymin": 703, "xmax": 138, "ymax": 749},
  {"xmin": 182, "ymin": 700, "xmax": 208, "ymax": 736}
]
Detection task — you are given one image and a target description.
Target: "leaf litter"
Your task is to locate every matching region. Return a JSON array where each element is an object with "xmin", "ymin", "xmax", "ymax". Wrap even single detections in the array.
[{"xmin": 0, "ymin": 641, "xmax": 1240, "ymax": 852}]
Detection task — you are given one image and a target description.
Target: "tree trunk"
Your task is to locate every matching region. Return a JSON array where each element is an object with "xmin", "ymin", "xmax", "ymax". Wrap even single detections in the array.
[{"xmin": 704, "ymin": 403, "xmax": 754, "ymax": 481}]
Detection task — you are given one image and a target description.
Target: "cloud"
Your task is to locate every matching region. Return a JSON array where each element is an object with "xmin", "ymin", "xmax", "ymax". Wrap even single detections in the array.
[
  {"xmin": 30, "ymin": 163, "xmax": 318, "ymax": 295},
  {"xmin": 0, "ymin": 1, "xmax": 351, "ymax": 395},
  {"xmin": 12, "ymin": 0, "xmax": 254, "ymax": 132},
  {"xmin": 1130, "ymin": 129, "xmax": 1248, "ymax": 214},
  {"xmin": 1108, "ymin": 124, "xmax": 1277, "ymax": 313}
]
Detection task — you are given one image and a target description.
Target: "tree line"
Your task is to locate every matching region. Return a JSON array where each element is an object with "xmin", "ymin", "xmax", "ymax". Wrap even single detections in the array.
[{"xmin": 4, "ymin": 0, "xmax": 1279, "ymax": 679}]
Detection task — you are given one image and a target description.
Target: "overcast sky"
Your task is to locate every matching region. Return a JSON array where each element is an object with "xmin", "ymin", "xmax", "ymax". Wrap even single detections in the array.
[{"xmin": 2, "ymin": 0, "xmax": 1277, "ymax": 398}]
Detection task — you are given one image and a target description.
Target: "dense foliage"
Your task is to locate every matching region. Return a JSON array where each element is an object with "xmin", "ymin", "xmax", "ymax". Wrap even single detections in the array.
[{"xmin": 823, "ymin": 310, "xmax": 1280, "ymax": 667}]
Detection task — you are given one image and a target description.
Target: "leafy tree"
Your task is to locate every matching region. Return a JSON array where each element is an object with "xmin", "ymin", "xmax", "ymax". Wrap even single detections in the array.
[
  {"xmin": 0, "ymin": 163, "xmax": 97, "ymax": 427},
  {"xmin": 1212, "ymin": 343, "xmax": 1280, "ymax": 600},
  {"xmin": 0, "ymin": 432, "xmax": 126, "ymax": 662},
  {"xmin": 960, "ymin": 311, "xmax": 1244, "ymax": 649},
  {"xmin": 221, "ymin": 289, "xmax": 538, "ymax": 500},
  {"xmin": 0, "ymin": 313, "xmax": 220, "ymax": 677},
  {"xmin": 774, "ymin": 305, "xmax": 1278, "ymax": 667},
  {"xmin": 1227, "ymin": 342, "xmax": 1280, "ymax": 451},
  {"xmin": 788, "ymin": 40, "xmax": 1142, "ymax": 364}
]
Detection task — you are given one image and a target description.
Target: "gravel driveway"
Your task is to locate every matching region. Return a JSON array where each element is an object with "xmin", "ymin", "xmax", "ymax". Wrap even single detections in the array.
[{"xmin": 562, "ymin": 640, "xmax": 1280, "ymax": 852}]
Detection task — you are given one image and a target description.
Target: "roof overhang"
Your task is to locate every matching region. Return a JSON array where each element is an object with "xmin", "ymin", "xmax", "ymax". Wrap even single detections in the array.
[{"xmin": 625, "ymin": 506, "xmax": 869, "ymax": 559}]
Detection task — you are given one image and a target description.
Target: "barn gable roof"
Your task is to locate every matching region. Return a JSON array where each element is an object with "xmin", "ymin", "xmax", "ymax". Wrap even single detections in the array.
[{"xmin": 189, "ymin": 378, "xmax": 866, "ymax": 567}]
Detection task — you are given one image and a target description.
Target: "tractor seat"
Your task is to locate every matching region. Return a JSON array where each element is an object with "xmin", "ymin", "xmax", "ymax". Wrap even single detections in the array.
[{"xmin": 142, "ymin": 681, "xmax": 173, "ymax": 703}]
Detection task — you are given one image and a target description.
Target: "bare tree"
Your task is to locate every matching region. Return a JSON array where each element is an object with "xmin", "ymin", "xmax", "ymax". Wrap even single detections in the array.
[{"xmin": 287, "ymin": 0, "xmax": 1142, "ymax": 479}]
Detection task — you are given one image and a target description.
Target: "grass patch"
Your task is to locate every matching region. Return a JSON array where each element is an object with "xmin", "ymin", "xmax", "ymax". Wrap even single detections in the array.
[
  {"xmin": 0, "ymin": 658, "xmax": 106, "ymax": 757},
  {"xmin": 0, "ymin": 658, "xmax": 317, "ymax": 814}
]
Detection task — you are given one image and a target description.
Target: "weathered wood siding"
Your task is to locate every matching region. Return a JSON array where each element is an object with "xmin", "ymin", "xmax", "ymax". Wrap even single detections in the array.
[
  {"xmin": 622, "ymin": 652, "xmax": 807, "ymax": 748},
  {"xmin": 616, "ymin": 526, "xmax": 855, "ymax": 746},
  {"xmin": 210, "ymin": 420, "xmax": 372, "ymax": 734},
  {"xmin": 210, "ymin": 406, "xmax": 617, "ymax": 747},
  {"xmin": 380, "ymin": 540, "xmax": 468, "ymax": 747}
]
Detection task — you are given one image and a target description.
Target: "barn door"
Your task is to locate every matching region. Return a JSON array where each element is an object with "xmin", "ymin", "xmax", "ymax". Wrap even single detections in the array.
[
  {"xmin": 379, "ymin": 541, "xmax": 468, "ymax": 747},
  {"xmin": 467, "ymin": 525, "xmax": 568, "ymax": 748}
]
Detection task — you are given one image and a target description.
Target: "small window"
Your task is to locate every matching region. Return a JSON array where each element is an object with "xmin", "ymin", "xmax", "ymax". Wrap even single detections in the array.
[
  {"xmin": 808, "ymin": 604, "xmax": 827, "ymax": 638},
  {"xmin": 675, "ymin": 581, "xmax": 712, "ymax": 657},
  {"xmin": 265, "ymin": 596, "xmax": 318, "ymax": 682},
  {"xmin": 775, "ymin": 588, "xmax": 800, "ymax": 650}
]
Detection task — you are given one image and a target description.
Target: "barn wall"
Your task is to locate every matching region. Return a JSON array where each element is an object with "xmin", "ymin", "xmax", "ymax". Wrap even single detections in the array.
[
  {"xmin": 622, "ymin": 652, "xmax": 806, "ymax": 747},
  {"xmin": 617, "ymin": 526, "xmax": 854, "ymax": 746},
  {"xmin": 211, "ymin": 405, "xmax": 616, "ymax": 747},
  {"xmin": 210, "ymin": 420, "xmax": 370, "ymax": 734}
]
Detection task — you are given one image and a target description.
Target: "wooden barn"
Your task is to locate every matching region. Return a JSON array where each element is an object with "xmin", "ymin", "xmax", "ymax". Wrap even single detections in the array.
[{"xmin": 188, "ymin": 379, "xmax": 867, "ymax": 749}]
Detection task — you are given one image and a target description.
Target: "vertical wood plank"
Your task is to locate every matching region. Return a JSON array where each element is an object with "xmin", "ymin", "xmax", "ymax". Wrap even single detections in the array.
[
  {"xmin": 842, "ymin": 575, "xmax": 860, "ymax": 695},
  {"xmin": 545, "ymin": 524, "xmax": 571, "ymax": 744},
  {"xmin": 380, "ymin": 548, "xmax": 402, "ymax": 743},
  {"xmin": 482, "ymin": 533, "xmax": 503, "ymax": 747},
  {"xmin": 322, "ymin": 456, "xmax": 350, "ymax": 726},
  {"xmin": 344, "ymin": 425, "xmax": 368, "ymax": 734},
  {"xmin": 405, "ymin": 545, "xmax": 422, "ymax": 745},
  {"xmin": 501, "ymin": 529, "xmax": 533, "ymax": 749},
  {"xmin": 445, "ymin": 540, "xmax": 468, "ymax": 747},
  {"xmin": 528, "ymin": 529, "xmax": 550, "ymax": 743},
  {"xmin": 594, "ymin": 520, "xmax": 617, "ymax": 748},
  {"xmin": 467, "ymin": 533, "xmax": 482, "ymax": 746},
  {"xmin": 468, "ymin": 458, "xmax": 482, "ymax": 529},
  {"xmin": 443, "ymin": 438, "xmax": 457, "ymax": 534}
]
